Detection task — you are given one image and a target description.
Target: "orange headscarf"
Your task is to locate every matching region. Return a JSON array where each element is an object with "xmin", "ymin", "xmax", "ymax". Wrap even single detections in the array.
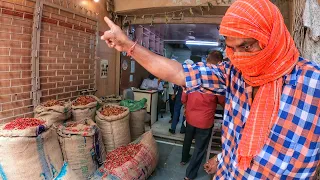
[{"xmin": 219, "ymin": 0, "xmax": 299, "ymax": 170}]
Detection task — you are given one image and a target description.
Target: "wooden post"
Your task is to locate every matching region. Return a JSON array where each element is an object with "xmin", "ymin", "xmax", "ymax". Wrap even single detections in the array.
[{"xmin": 31, "ymin": 0, "xmax": 43, "ymax": 107}]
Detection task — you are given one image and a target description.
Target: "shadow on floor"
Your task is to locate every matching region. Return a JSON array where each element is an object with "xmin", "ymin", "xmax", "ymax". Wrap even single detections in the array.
[{"xmin": 149, "ymin": 142, "xmax": 211, "ymax": 180}]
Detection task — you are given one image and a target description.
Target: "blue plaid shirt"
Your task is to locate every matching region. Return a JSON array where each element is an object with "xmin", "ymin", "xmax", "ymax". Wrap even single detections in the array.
[{"xmin": 183, "ymin": 57, "xmax": 320, "ymax": 179}]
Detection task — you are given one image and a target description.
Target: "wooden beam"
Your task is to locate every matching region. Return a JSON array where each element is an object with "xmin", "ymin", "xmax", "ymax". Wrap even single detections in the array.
[{"xmin": 130, "ymin": 15, "xmax": 223, "ymax": 25}]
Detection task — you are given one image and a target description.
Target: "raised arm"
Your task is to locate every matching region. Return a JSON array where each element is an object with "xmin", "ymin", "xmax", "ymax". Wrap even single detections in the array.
[{"xmin": 101, "ymin": 17, "xmax": 185, "ymax": 86}]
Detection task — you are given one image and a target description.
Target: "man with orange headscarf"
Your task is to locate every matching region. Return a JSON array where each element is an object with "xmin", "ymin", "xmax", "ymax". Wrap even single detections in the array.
[{"xmin": 101, "ymin": 0, "xmax": 320, "ymax": 179}]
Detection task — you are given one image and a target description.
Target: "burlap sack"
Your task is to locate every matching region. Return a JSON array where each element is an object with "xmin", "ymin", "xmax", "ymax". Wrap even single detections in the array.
[
  {"xmin": 130, "ymin": 108, "xmax": 146, "ymax": 141},
  {"xmin": 57, "ymin": 119, "xmax": 106, "ymax": 180},
  {"xmin": 34, "ymin": 101, "xmax": 72, "ymax": 126},
  {"xmin": 72, "ymin": 95, "xmax": 101, "ymax": 123},
  {"xmin": 0, "ymin": 123, "xmax": 64, "ymax": 180},
  {"xmin": 91, "ymin": 131, "xmax": 159, "ymax": 180},
  {"xmin": 95, "ymin": 105, "xmax": 131, "ymax": 152},
  {"xmin": 54, "ymin": 162, "xmax": 78, "ymax": 180}
]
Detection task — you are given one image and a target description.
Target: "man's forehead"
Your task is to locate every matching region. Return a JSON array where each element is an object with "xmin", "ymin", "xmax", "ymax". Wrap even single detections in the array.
[{"xmin": 225, "ymin": 37, "xmax": 257, "ymax": 47}]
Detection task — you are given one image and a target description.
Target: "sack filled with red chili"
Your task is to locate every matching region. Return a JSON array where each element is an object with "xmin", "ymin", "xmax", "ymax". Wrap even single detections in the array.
[
  {"xmin": 100, "ymin": 106, "xmax": 126, "ymax": 117},
  {"xmin": 41, "ymin": 99, "xmax": 64, "ymax": 107},
  {"xmin": 73, "ymin": 96, "xmax": 97, "ymax": 106},
  {"xmin": 3, "ymin": 118, "xmax": 45, "ymax": 130},
  {"xmin": 104, "ymin": 144, "xmax": 143, "ymax": 171}
]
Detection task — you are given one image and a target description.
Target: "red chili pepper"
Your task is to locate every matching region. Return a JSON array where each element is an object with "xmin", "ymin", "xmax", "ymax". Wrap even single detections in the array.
[
  {"xmin": 3, "ymin": 118, "xmax": 45, "ymax": 130},
  {"xmin": 73, "ymin": 96, "xmax": 96, "ymax": 106},
  {"xmin": 42, "ymin": 99, "xmax": 64, "ymax": 107}
]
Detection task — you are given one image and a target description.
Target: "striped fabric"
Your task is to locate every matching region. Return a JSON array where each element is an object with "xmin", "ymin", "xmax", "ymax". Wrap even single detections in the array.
[
  {"xmin": 183, "ymin": 57, "xmax": 320, "ymax": 179},
  {"xmin": 219, "ymin": 0, "xmax": 300, "ymax": 170}
]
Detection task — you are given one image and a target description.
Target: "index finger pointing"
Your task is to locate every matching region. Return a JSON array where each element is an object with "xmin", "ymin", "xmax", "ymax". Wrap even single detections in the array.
[{"xmin": 104, "ymin": 16, "xmax": 116, "ymax": 29}]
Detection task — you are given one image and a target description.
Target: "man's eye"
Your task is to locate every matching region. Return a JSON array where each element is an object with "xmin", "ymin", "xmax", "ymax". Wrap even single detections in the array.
[{"xmin": 244, "ymin": 45, "xmax": 251, "ymax": 50}]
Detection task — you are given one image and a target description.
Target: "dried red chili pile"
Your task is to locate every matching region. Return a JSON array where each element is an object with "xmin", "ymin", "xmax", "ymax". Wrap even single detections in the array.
[
  {"xmin": 3, "ymin": 118, "xmax": 45, "ymax": 130},
  {"xmin": 104, "ymin": 144, "xmax": 143, "ymax": 171},
  {"xmin": 73, "ymin": 96, "xmax": 96, "ymax": 106},
  {"xmin": 42, "ymin": 99, "xmax": 64, "ymax": 107},
  {"xmin": 101, "ymin": 106, "xmax": 126, "ymax": 116}
]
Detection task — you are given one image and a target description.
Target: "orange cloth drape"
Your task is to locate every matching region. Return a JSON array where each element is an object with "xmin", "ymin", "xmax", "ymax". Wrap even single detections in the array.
[{"xmin": 219, "ymin": 0, "xmax": 299, "ymax": 170}]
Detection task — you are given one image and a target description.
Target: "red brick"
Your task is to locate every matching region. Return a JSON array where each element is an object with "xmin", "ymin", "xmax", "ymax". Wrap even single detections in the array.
[
  {"xmin": 22, "ymin": 85, "xmax": 31, "ymax": 92},
  {"xmin": 2, "ymin": 100, "xmax": 24, "ymax": 111},
  {"xmin": 64, "ymin": 75, "xmax": 77, "ymax": 81},
  {"xmin": 41, "ymin": 89, "xmax": 49, "ymax": 96},
  {"xmin": 71, "ymin": 70, "xmax": 83, "ymax": 75},
  {"xmin": 73, "ymin": 25, "xmax": 85, "ymax": 32},
  {"xmin": 50, "ymin": 25, "xmax": 66, "ymax": 33},
  {"xmin": 21, "ymin": 71, "xmax": 31, "ymax": 78},
  {"xmin": 0, "ymin": 32, "xmax": 11, "ymax": 40},
  {"xmin": 0, "ymin": 87, "xmax": 22, "ymax": 95},
  {"xmin": 78, "ymin": 64, "xmax": 90, "ymax": 69},
  {"xmin": 49, "ymin": 87, "xmax": 63, "ymax": 95},
  {"xmin": 0, "ymin": 95, "xmax": 11, "ymax": 103},
  {"xmin": 59, "ymin": 21, "xmax": 72, "ymax": 29},
  {"xmin": 11, "ymin": 78, "xmax": 31, "ymax": 86},
  {"xmin": 41, "ymin": 17, "xmax": 58, "ymax": 25},
  {"xmin": 22, "ymin": 98, "xmax": 32, "ymax": 106},
  {"xmin": 84, "ymin": 79, "xmax": 94, "ymax": 84},
  {"xmin": 64, "ymin": 86, "xmax": 77, "ymax": 92},
  {"xmin": 15, "ymin": 92, "xmax": 30, "ymax": 100},
  {"xmin": 72, "ymin": 36, "xmax": 85, "ymax": 42},
  {"xmin": 42, "ymin": 11, "xmax": 51, "ymax": 18},
  {"xmin": 22, "ymin": 27, "xmax": 32, "ymax": 34},
  {"xmin": 51, "ymin": 13, "xmax": 66, "ymax": 21},
  {"xmin": 0, "ymin": 48, "xmax": 10, "ymax": 55},
  {"xmin": 39, "ymin": 50, "xmax": 49, "ymax": 57},
  {"xmin": 0, "ymin": 64, "xmax": 10, "ymax": 71},
  {"xmin": 57, "ymin": 33, "xmax": 72, "ymax": 40},
  {"xmin": 22, "ymin": 42, "xmax": 31, "ymax": 48},
  {"xmin": 64, "ymin": 52, "xmax": 78, "ymax": 58},
  {"xmin": 10, "ymin": 64, "xmax": 31, "ymax": 71},
  {"xmin": 43, "ymin": 5, "xmax": 59, "ymax": 14},
  {"xmin": 48, "ymin": 38, "xmax": 64, "ymax": 45},
  {"xmin": 10, "ymin": 48, "xmax": 31, "ymax": 56},
  {"xmin": 0, "ymin": 1, "xmax": 14, "ymax": 9},
  {"xmin": 57, "ymin": 58, "xmax": 71, "ymax": 64},
  {"xmin": 66, "ymin": 18, "xmax": 79, "ymax": 26},
  {"xmin": 71, "ymin": 59, "xmax": 84, "ymax": 64},
  {"xmin": 78, "ymin": 84, "xmax": 89, "ymax": 90},
  {"xmin": 39, "ymin": 70, "xmax": 56, "ymax": 77},
  {"xmin": 0, "ymin": 79, "xmax": 10, "ymax": 87},
  {"xmin": 74, "ymin": 15, "xmax": 86, "ymax": 23},
  {"xmin": 71, "ymin": 80, "xmax": 83, "ymax": 86},
  {"xmin": 78, "ymin": 74, "xmax": 89, "ymax": 80},
  {"xmin": 86, "ymin": 28, "xmax": 95, "ymax": 34},
  {"xmin": 72, "ymin": 91, "xmax": 80, "ymax": 97},
  {"xmin": 47, "ymin": 64, "xmax": 63, "ymax": 70},
  {"xmin": 12, "ymin": 18, "xmax": 32, "ymax": 27},
  {"xmin": 48, "ymin": 76, "xmax": 63, "ymax": 82},
  {"xmin": 41, "ymin": 82, "xmax": 56, "ymax": 89},
  {"xmin": 57, "ymin": 45, "xmax": 71, "ymax": 52},
  {"xmin": 57, "ymin": 81, "xmax": 71, "ymax": 87},
  {"xmin": 59, "ymin": 10, "xmax": 73, "ymax": 19},
  {"xmin": 40, "ymin": 44, "xmax": 57, "ymax": 51},
  {"xmin": 0, "ymin": 71, "xmax": 21, "ymax": 79},
  {"xmin": 49, "ymin": 50, "xmax": 64, "ymax": 57},
  {"xmin": 14, "ymin": 107, "xmax": 33, "ymax": 116},
  {"xmin": 64, "ymin": 41, "xmax": 78, "ymax": 47},
  {"xmin": 11, "ymin": 33, "xmax": 31, "ymax": 41},
  {"xmin": 14, "ymin": 4, "xmax": 34, "ymax": 13},
  {"xmin": 57, "ymin": 70, "xmax": 70, "ymax": 76},
  {"xmin": 0, "ymin": 16, "xmax": 12, "ymax": 25},
  {"xmin": 24, "ymin": 112, "xmax": 34, "ymax": 118},
  {"xmin": 21, "ymin": 56, "xmax": 31, "ymax": 63},
  {"xmin": 25, "ymin": 0, "xmax": 36, "ymax": 7},
  {"xmin": 40, "ymin": 77, "xmax": 47, "ymax": 83},
  {"xmin": 0, "ymin": 56, "xmax": 20, "ymax": 63},
  {"xmin": 2, "ymin": 9, "xmax": 24, "ymax": 18},
  {"xmin": 41, "ymin": 23, "xmax": 50, "ymax": 31},
  {"xmin": 66, "ymin": 28, "xmax": 79, "ymax": 36},
  {"xmin": 41, "ymin": 30, "xmax": 57, "ymax": 38},
  {"xmin": 0, "ymin": 110, "xmax": 14, "ymax": 119},
  {"xmin": 40, "ymin": 57, "xmax": 56, "ymax": 64},
  {"xmin": 71, "ymin": 47, "xmax": 84, "ymax": 53},
  {"xmin": 57, "ymin": 92, "xmax": 71, "ymax": 99},
  {"xmin": 84, "ymin": 48, "xmax": 92, "ymax": 53},
  {"xmin": 40, "ymin": 37, "xmax": 49, "ymax": 44},
  {"xmin": 87, "ymin": 19, "xmax": 97, "ymax": 26},
  {"xmin": 23, "ymin": 13, "xmax": 33, "ymax": 19}
]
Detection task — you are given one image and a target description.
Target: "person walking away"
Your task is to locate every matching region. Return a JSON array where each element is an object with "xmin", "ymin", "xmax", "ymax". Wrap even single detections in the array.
[
  {"xmin": 181, "ymin": 51, "xmax": 226, "ymax": 180},
  {"xmin": 101, "ymin": 0, "xmax": 320, "ymax": 178}
]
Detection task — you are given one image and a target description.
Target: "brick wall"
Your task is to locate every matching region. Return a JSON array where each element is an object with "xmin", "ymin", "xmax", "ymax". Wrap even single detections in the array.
[
  {"xmin": 39, "ymin": 4, "xmax": 97, "ymax": 102},
  {"xmin": 0, "ymin": 0, "xmax": 98, "ymax": 123},
  {"xmin": 0, "ymin": 0, "xmax": 35, "ymax": 123}
]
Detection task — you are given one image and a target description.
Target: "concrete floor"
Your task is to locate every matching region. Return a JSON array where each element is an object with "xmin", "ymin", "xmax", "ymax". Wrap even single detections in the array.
[{"xmin": 149, "ymin": 142, "xmax": 211, "ymax": 180}]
